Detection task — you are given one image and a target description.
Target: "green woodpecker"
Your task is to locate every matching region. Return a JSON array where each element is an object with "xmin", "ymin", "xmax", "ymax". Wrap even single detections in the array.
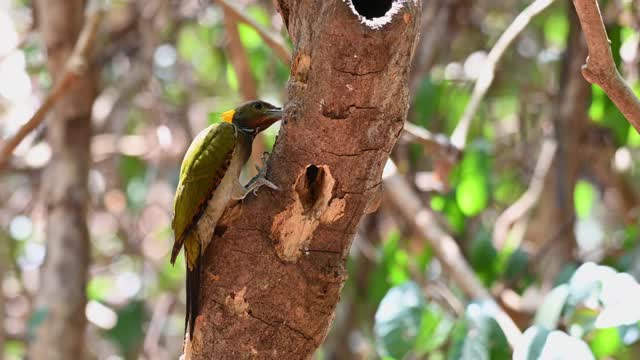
[{"xmin": 171, "ymin": 100, "xmax": 282, "ymax": 338}]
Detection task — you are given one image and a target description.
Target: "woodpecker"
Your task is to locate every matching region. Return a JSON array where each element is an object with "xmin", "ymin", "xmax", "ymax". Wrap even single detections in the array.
[{"xmin": 171, "ymin": 100, "xmax": 282, "ymax": 338}]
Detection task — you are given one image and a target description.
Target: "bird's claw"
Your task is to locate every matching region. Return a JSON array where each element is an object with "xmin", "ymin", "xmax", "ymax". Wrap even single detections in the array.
[
  {"xmin": 250, "ymin": 177, "xmax": 280, "ymax": 196},
  {"xmin": 245, "ymin": 152, "xmax": 279, "ymax": 196}
]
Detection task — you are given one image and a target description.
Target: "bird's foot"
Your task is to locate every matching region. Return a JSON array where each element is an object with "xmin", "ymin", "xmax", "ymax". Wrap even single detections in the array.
[{"xmin": 243, "ymin": 152, "xmax": 279, "ymax": 197}]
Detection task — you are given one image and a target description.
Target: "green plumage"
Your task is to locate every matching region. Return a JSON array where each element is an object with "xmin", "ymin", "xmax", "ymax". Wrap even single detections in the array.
[
  {"xmin": 170, "ymin": 100, "xmax": 282, "ymax": 340},
  {"xmin": 171, "ymin": 121, "xmax": 236, "ymax": 269}
]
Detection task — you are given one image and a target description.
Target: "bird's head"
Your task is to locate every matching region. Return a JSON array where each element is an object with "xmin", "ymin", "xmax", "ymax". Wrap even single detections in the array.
[{"xmin": 221, "ymin": 100, "xmax": 283, "ymax": 136}]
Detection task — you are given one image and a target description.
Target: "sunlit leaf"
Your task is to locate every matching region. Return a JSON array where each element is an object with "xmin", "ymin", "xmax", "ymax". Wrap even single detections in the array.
[
  {"xmin": 456, "ymin": 177, "xmax": 489, "ymax": 217},
  {"xmin": 589, "ymin": 85, "xmax": 606, "ymax": 121},
  {"xmin": 574, "ymin": 180, "xmax": 596, "ymax": 219},
  {"xmin": 374, "ymin": 281, "xmax": 425, "ymax": 359},
  {"xmin": 448, "ymin": 300, "xmax": 509, "ymax": 360},
  {"xmin": 430, "ymin": 195, "xmax": 446, "ymax": 211},
  {"xmin": 513, "ymin": 326, "xmax": 550, "ymax": 360},
  {"xmin": 238, "ymin": 23, "xmax": 262, "ymax": 50},
  {"xmin": 595, "ymin": 272, "xmax": 640, "ymax": 328},
  {"xmin": 415, "ymin": 304, "xmax": 455, "ymax": 354},
  {"xmin": 515, "ymin": 327, "xmax": 594, "ymax": 360},
  {"xmin": 534, "ymin": 284, "xmax": 569, "ymax": 329},
  {"xmin": 544, "ymin": 12, "xmax": 569, "ymax": 47},
  {"xmin": 226, "ymin": 62, "xmax": 238, "ymax": 91},
  {"xmin": 590, "ymin": 327, "xmax": 622, "ymax": 358},
  {"xmin": 87, "ymin": 276, "xmax": 116, "ymax": 301}
]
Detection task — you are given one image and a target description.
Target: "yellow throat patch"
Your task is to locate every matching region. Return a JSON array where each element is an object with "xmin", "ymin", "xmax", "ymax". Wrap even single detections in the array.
[{"xmin": 221, "ymin": 109, "xmax": 235, "ymax": 123}]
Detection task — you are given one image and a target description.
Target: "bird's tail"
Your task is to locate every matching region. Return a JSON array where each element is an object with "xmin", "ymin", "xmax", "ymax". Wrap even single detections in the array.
[{"xmin": 185, "ymin": 248, "xmax": 202, "ymax": 340}]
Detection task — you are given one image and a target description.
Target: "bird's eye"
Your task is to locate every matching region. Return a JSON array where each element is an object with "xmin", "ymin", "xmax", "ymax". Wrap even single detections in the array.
[{"xmin": 254, "ymin": 102, "xmax": 263, "ymax": 110}]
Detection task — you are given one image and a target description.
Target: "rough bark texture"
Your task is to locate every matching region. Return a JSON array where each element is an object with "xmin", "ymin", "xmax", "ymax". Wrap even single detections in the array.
[
  {"xmin": 524, "ymin": 9, "xmax": 589, "ymax": 286},
  {"xmin": 28, "ymin": 1, "xmax": 97, "ymax": 359},
  {"xmin": 186, "ymin": 1, "xmax": 421, "ymax": 358}
]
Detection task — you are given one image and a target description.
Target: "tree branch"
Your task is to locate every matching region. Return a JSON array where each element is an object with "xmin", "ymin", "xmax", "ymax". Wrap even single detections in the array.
[
  {"xmin": 0, "ymin": 2, "xmax": 105, "ymax": 172},
  {"xmin": 572, "ymin": 0, "xmax": 640, "ymax": 131},
  {"xmin": 212, "ymin": 0, "xmax": 291, "ymax": 66},
  {"xmin": 493, "ymin": 139, "xmax": 557, "ymax": 248},
  {"xmin": 450, "ymin": 0, "xmax": 555, "ymax": 149},
  {"xmin": 383, "ymin": 160, "xmax": 523, "ymax": 348},
  {"xmin": 403, "ymin": 122, "xmax": 461, "ymax": 160}
]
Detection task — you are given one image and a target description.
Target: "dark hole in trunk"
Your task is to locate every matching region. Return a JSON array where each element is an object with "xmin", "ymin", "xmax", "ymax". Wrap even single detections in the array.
[{"xmin": 351, "ymin": 0, "xmax": 393, "ymax": 19}]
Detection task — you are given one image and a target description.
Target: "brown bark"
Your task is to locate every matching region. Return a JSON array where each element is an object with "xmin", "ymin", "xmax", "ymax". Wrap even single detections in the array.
[
  {"xmin": 572, "ymin": 0, "xmax": 640, "ymax": 130},
  {"xmin": 524, "ymin": 9, "xmax": 590, "ymax": 286},
  {"xmin": 28, "ymin": 1, "xmax": 98, "ymax": 359},
  {"xmin": 185, "ymin": 1, "xmax": 421, "ymax": 358}
]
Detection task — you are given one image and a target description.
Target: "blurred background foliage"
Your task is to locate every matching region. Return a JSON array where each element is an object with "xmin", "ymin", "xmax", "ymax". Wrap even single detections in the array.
[{"xmin": 0, "ymin": 0, "xmax": 640, "ymax": 359}]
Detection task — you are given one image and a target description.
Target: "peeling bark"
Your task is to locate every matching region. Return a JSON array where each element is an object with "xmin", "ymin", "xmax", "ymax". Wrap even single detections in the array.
[
  {"xmin": 28, "ymin": 1, "xmax": 98, "ymax": 359},
  {"xmin": 185, "ymin": 0, "xmax": 421, "ymax": 358}
]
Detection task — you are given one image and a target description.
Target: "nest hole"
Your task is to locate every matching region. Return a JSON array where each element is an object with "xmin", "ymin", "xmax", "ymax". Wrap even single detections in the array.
[{"xmin": 351, "ymin": 0, "xmax": 393, "ymax": 19}]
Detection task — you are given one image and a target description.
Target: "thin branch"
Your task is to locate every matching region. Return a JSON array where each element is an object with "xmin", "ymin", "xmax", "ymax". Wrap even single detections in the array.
[
  {"xmin": 572, "ymin": 0, "xmax": 640, "ymax": 130},
  {"xmin": 450, "ymin": 0, "xmax": 555, "ymax": 149},
  {"xmin": 212, "ymin": 0, "xmax": 291, "ymax": 66},
  {"xmin": 403, "ymin": 122, "xmax": 462, "ymax": 160},
  {"xmin": 0, "ymin": 3, "xmax": 105, "ymax": 172},
  {"xmin": 493, "ymin": 139, "xmax": 557, "ymax": 248},
  {"xmin": 221, "ymin": 5, "xmax": 264, "ymax": 176},
  {"xmin": 383, "ymin": 160, "xmax": 522, "ymax": 348}
]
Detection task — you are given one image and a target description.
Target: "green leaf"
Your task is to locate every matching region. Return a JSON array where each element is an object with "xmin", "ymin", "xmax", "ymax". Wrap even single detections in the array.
[
  {"xmin": 28, "ymin": 308, "xmax": 48, "ymax": 339},
  {"xmin": 504, "ymin": 248, "xmax": 529, "ymax": 284},
  {"xmin": 87, "ymin": 276, "xmax": 116, "ymax": 301},
  {"xmin": 514, "ymin": 328, "xmax": 594, "ymax": 360},
  {"xmin": 534, "ymin": 284, "xmax": 569, "ymax": 329},
  {"xmin": 469, "ymin": 229, "xmax": 498, "ymax": 285},
  {"xmin": 447, "ymin": 301, "xmax": 509, "ymax": 360},
  {"xmin": 105, "ymin": 300, "xmax": 147, "ymax": 357},
  {"xmin": 589, "ymin": 85, "xmax": 606, "ymax": 121},
  {"xmin": 431, "ymin": 195, "xmax": 446, "ymax": 211},
  {"xmin": 369, "ymin": 230, "xmax": 409, "ymax": 306},
  {"xmin": 544, "ymin": 12, "xmax": 569, "ymax": 47},
  {"xmin": 415, "ymin": 304, "xmax": 455, "ymax": 354},
  {"xmin": 590, "ymin": 327, "xmax": 622, "ymax": 358},
  {"xmin": 574, "ymin": 180, "xmax": 596, "ymax": 219},
  {"xmin": 225, "ymin": 62, "xmax": 238, "ymax": 91},
  {"xmin": 374, "ymin": 281, "xmax": 425, "ymax": 359},
  {"xmin": 627, "ymin": 125, "xmax": 640, "ymax": 146},
  {"xmin": 513, "ymin": 326, "xmax": 550, "ymax": 360},
  {"xmin": 4, "ymin": 340, "xmax": 26, "ymax": 360},
  {"xmin": 567, "ymin": 262, "xmax": 615, "ymax": 307},
  {"xmin": 238, "ymin": 23, "xmax": 262, "ymax": 50},
  {"xmin": 456, "ymin": 177, "xmax": 489, "ymax": 217},
  {"xmin": 595, "ymin": 272, "xmax": 640, "ymax": 328}
]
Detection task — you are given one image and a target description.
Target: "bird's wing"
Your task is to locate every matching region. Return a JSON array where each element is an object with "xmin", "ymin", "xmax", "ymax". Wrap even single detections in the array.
[{"xmin": 170, "ymin": 122, "xmax": 236, "ymax": 267}]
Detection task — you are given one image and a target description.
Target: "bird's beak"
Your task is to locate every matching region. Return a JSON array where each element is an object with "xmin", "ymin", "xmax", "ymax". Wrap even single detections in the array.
[
  {"xmin": 259, "ymin": 107, "xmax": 283, "ymax": 129},
  {"xmin": 265, "ymin": 107, "xmax": 283, "ymax": 120}
]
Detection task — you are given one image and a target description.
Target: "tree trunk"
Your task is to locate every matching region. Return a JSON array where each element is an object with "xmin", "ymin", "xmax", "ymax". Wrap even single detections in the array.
[
  {"xmin": 185, "ymin": 1, "xmax": 421, "ymax": 358},
  {"xmin": 28, "ymin": 1, "xmax": 98, "ymax": 359}
]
